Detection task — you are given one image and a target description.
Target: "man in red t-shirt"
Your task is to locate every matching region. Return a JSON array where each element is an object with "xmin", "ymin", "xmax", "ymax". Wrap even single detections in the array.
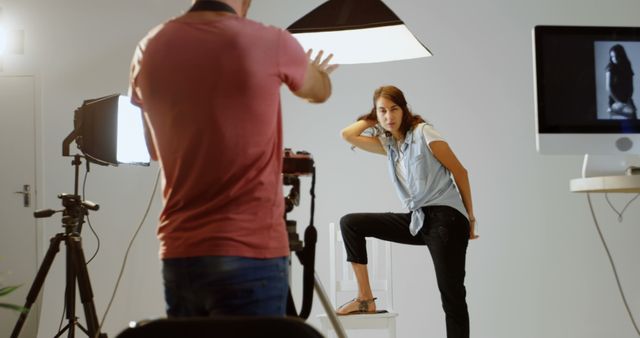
[{"xmin": 129, "ymin": 0, "xmax": 336, "ymax": 317}]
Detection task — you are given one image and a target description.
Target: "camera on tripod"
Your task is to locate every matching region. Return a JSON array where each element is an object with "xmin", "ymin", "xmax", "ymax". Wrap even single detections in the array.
[
  {"xmin": 282, "ymin": 148, "xmax": 315, "ymax": 252},
  {"xmin": 281, "ymin": 148, "xmax": 319, "ymax": 320}
]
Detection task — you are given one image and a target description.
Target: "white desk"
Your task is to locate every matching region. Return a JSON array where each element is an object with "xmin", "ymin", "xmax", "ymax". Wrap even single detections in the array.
[{"xmin": 570, "ymin": 175, "xmax": 640, "ymax": 193}]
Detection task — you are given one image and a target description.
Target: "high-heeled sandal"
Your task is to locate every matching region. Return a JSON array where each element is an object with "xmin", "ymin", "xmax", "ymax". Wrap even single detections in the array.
[{"xmin": 336, "ymin": 297, "xmax": 386, "ymax": 315}]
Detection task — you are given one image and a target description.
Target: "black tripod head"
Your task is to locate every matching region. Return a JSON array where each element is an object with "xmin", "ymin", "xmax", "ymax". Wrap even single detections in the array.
[
  {"xmin": 33, "ymin": 154, "xmax": 99, "ymax": 234},
  {"xmin": 33, "ymin": 193, "xmax": 99, "ymax": 234}
]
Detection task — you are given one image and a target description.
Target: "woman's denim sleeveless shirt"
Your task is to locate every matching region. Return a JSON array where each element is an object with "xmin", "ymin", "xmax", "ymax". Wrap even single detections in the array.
[{"xmin": 377, "ymin": 123, "xmax": 468, "ymax": 235}]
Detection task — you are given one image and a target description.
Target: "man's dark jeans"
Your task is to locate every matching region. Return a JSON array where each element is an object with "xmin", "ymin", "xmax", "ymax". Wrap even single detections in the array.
[
  {"xmin": 340, "ymin": 205, "xmax": 470, "ymax": 338},
  {"xmin": 162, "ymin": 256, "xmax": 289, "ymax": 317}
]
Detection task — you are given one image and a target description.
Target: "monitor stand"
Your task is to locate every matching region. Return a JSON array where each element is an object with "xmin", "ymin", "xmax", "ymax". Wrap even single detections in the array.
[{"xmin": 581, "ymin": 154, "xmax": 640, "ymax": 178}]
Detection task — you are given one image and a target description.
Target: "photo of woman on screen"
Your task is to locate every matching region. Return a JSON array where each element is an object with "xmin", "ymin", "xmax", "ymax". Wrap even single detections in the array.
[{"xmin": 606, "ymin": 44, "xmax": 637, "ymax": 119}]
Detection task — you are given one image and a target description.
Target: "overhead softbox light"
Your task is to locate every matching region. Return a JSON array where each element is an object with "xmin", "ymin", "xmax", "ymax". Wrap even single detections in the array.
[
  {"xmin": 287, "ymin": 0, "xmax": 432, "ymax": 64},
  {"xmin": 64, "ymin": 94, "xmax": 150, "ymax": 166}
]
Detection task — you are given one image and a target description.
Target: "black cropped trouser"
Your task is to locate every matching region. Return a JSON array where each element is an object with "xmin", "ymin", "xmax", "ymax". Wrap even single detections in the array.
[{"xmin": 340, "ymin": 205, "xmax": 470, "ymax": 338}]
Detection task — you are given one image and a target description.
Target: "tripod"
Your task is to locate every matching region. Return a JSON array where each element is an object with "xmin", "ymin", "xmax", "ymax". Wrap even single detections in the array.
[
  {"xmin": 283, "ymin": 168, "xmax": 347, "ymax": 338},
  {"xmin": 11, "ymin": 155, "xmax": 107, "ymax": 338}
]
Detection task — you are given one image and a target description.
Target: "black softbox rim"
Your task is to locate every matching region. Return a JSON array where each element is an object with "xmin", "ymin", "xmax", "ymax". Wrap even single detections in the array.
[{"xmin": 287, "ymin": 0, "xmax": 403, "ymax": 33}]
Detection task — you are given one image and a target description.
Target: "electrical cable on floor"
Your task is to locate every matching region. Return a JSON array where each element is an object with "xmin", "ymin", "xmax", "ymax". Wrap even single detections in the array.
[
  {"xmin": 586, "ymin": 193, "xmax": 640, "ymax": 336},
  {"xmin": 604, "ymin": 192, "xmax": 640, "ymax": 222},
  {"xmin": 94, "ymin": 168, "xmax": 161, "ymax": 338}
]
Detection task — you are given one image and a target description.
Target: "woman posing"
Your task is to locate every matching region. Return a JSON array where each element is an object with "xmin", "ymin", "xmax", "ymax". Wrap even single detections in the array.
[{"xmin": 338, "ymin": 85, "xmax": 478, "ymax": 338}]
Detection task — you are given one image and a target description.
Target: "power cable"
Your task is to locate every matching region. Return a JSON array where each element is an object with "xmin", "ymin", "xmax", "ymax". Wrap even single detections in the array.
[
  {"xmin": 604, "ymin": 192, "xmax": 640, "ymax": 222},
  {"xmin": 93, "ymin": 168, "xmax": 161, "ymax": 338},
  {"xmin": 82, "ymin": 169, "xmax": 100, "ymax": 264},
  {"xmin": 586, "ymin": 193, "xmax": 640, "ymax": 336}
]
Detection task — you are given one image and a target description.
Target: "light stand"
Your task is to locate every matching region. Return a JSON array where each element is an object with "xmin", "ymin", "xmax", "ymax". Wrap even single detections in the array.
[
  {"xmin": 13, "ymin": 94, "xmax": 150, "ymax": 338},
  {"xmin": 11, "ymin": 153, "xmax": 106, "ymax": 338}
]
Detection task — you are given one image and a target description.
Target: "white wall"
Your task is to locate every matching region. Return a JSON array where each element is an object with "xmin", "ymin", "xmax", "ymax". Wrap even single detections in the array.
[{"xmin": 4, "ymin": 0, "xmax": 639, "ymax": 337}]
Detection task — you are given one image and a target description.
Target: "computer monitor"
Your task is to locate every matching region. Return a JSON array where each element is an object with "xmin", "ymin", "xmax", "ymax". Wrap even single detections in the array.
[{"xmin": 533, "ymin": 25, "xmax": 640, "ymax": 176}]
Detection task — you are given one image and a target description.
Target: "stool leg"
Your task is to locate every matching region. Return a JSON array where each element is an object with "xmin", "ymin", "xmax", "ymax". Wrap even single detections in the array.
[{"xmin": 389, "ymin": 319, "xmax": 397, "ymax": 338}]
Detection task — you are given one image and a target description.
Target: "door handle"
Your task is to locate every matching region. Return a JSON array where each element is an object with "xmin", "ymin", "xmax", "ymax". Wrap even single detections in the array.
[{"xmin": 14, "ymin": 184, "xmax": 31, "ymax": 208}]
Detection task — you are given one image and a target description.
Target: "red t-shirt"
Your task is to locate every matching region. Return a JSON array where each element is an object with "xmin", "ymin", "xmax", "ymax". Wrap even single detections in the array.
[{"xmin": 130, "ymin": 14, "xmax": 307, "ymax": 259}]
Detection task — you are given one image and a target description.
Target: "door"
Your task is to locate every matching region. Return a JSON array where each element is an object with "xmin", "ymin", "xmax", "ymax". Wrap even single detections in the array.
[{"xmin": 0, "ymin": 75, "xmax": 39, "ymax": 338}]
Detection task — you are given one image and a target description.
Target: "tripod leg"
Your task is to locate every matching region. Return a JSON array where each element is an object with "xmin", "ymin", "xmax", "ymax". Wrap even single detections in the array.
[
  {"xmin": 65, "ymin": 234, "xmax": 78, "ymax": 338},
  {"xmin": 68, "ymin": 234, "xmax": 105, "ymax": 338},
  {"xmin": 314, "ymin": 273, "xmax": 348, "ymax": 338},
  {"xmin": 11, "ymin": 234, "xmax": 65, "ymax": 338}
]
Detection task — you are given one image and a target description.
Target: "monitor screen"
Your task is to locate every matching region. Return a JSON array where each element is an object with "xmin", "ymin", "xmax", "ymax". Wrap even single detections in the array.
[{"xmin": 533, "ymin": 25, "xmax": 640, "ymax": 155}]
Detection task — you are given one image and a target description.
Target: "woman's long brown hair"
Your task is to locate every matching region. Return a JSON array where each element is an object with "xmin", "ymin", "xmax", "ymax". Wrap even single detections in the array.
[{"xmin": 357, "ymin": 85, "xmax": 425, "ymax": 137}]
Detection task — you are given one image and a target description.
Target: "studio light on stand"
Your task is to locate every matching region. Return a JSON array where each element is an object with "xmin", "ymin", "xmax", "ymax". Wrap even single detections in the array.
[
  {"xmin": 11, "ymin": 94, "xmax": 149, "ymax": 338},
  {"xmin": 287, "ymin": 0, "xmax": 432, "ymax": 64}
]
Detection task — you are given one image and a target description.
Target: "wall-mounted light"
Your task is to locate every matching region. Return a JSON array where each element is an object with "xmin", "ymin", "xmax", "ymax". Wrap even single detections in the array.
[
  {"xmin": 0, "ymin": 6, "xmax": 25, "ymax": 72},
  {"xmin": 287, "ymin": 0, "xmax": 431, "ymax": 64},
  {"xmin": 0, "ymin": 6, "xmax": 4, "ymax": 71},
  {"xmin": 0, "ymin": 25, "xmax": 6, "ymax": 55}
]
